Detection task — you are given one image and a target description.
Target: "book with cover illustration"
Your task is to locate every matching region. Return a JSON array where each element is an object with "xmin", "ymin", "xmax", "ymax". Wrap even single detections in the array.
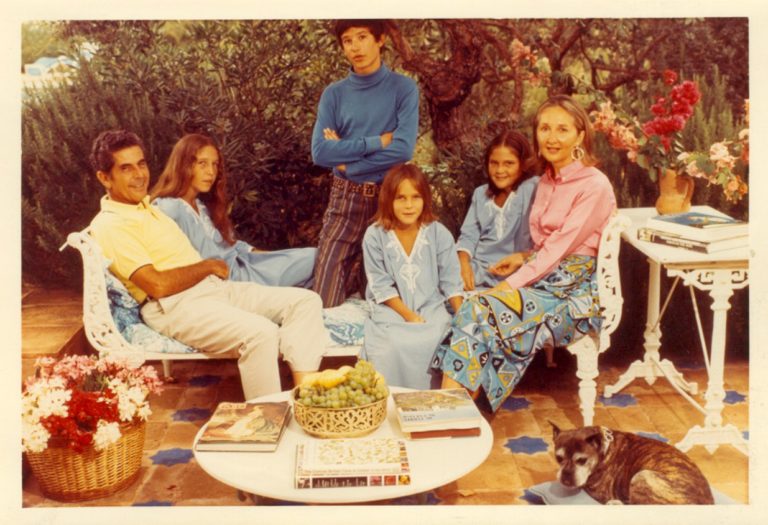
[
  {"xmin": 645, "ymin": 211, "xmax": 748, "ymax": 242},
  {"xmin": 637, "ymin": 227, "xmax": 749, "ymax": 254},
  {"xmin": 295, "ymin": 438, "xmax": 411, "ymax": 489},
  {"xmin": 391, "ymin": 388, "xmax": 482, "ymax": 433},
  {"xmin": 195, "ymin": 401, "xmax": 291, "ymax": 452}
]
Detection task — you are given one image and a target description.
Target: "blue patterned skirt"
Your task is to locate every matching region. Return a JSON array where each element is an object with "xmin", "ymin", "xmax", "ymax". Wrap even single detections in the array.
[{"xmin": 430, "ymin": 254, "xmax": 602, "ymax": 412}]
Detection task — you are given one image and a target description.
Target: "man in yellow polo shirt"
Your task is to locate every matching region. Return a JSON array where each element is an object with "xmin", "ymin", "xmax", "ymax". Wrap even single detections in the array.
[{"xmin": 88, "ymin": 130, "xmax": 327, "ymax": 399}]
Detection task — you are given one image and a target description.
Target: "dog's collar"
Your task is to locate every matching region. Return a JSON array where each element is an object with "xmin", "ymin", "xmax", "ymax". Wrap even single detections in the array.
[{"xmin": 601, "ymin": 427, "xmax": 614, "ymax": 455}]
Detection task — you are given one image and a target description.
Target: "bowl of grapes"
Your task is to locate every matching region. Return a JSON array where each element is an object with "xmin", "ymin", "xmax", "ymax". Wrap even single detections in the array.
[{"xmin": 292, "ymin": 360, "xmax": 389, "ymax": 438}]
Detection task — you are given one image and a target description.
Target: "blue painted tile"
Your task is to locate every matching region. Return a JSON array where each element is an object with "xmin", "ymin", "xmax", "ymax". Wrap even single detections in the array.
[
  {"xmin": 521, "ymin": 489, "xmax": 545, "ymax": 505},
  {"xmin": 505, "ymin": 436, "xmax": 549, "ymax": 454},
  {"xmin": 133, "ymin": 500, "xmax": 173, "ymax": 506},
  {"xmin": 501, "ymin": 396, "xmax": 532, "ymax": 412},
  {"xmin": 598, "ymin": 393, "xmax": 637, "ymax": 407},
  {"xmin": 189, "ymin": 374, "xmax": 222, "ymax": 387},
  {"xmin": 637, "ymin": 432, "xmax": 669, "ymax": 443},
  {"xmin": 724, "ymin": 390, "xmax": 746, "ymax": 404},
  {"xmin": 172, "ymin": 407, "xmax": 212, "ymax": 422},
  {"xmin": 150, "ymin": 448, "xmax": 194, "ymax": 466}
]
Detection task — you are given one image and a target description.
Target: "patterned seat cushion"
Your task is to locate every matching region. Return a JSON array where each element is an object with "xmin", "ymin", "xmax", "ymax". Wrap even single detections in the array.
[
  {"xmin": 322, "ymin": 298, "xmax": 369, "ymax": 346},
  {"xmin": 104, "ymin": 266, "xmax": 368, "ymax": 353},
  {"xmin": 104, "ymin": 267, "xmax": 197, "ymax": 354}
]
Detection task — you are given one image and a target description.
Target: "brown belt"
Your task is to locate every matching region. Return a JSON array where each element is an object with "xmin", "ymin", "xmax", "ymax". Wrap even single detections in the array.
[{"xmin": 331, "ymin": 176, "xmax": 380, "ymax": 198}]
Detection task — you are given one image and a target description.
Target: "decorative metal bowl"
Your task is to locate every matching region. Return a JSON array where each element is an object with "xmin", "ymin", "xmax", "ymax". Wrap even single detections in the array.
[{"xmin": 292, "ymin": 388, "xmax": 388, "ymax": 439}]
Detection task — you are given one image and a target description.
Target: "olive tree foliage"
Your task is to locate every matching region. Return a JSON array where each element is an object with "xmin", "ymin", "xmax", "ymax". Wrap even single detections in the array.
[
  {"xmin": 23, "ymin": 20, "xmax": 346, "ymax": 286},
  {"xmin": 383, "ymin": 18, "xmax": 748, "ymax": 232},
  {"xmin": 22, "ymin": 18, "xmax": 748, "ymax": 286}
]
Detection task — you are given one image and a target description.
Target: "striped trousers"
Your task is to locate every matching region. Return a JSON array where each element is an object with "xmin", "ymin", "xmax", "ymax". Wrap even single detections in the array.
[{"xmin": 312, "ymin": 176, "xmax": 379, "ymax": 307}]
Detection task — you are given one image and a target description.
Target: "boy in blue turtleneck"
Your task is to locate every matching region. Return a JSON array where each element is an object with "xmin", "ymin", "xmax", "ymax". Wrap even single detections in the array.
[{"xmin": 311, "ymin": 19, "xmax": 419, "ymax": 308}]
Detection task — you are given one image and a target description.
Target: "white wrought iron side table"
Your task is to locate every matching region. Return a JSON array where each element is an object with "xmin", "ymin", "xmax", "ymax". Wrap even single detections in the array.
[{"xmin": 604, "ymin": 206, "xmax": 749, "ymax": 455}]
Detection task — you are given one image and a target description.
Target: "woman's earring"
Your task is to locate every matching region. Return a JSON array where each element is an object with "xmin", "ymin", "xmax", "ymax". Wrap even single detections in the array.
[{"xmin": 571, "ymin": 144, "xmax": 585, "ymax": 161}]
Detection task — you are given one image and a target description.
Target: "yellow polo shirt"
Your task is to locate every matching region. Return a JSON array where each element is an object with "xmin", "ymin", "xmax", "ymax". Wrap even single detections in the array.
[{"xmin": 90, "ymin": 195, "xmax": 202, "ymax": 303}]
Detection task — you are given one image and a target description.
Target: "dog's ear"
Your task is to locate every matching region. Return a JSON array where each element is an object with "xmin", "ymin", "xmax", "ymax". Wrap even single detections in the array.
[
  {"xmin": 585, "ymin": 427, "xmax": 603, "ymax": 453},
  {"xmin": 549, "ymin": 420, "xmax": 561, "ymax": 439}
]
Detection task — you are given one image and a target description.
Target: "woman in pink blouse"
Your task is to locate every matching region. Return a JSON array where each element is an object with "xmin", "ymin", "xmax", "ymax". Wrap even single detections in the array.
[{"xmin": 430, "ymin": 95, "xmax": 616, "ymax": 412}]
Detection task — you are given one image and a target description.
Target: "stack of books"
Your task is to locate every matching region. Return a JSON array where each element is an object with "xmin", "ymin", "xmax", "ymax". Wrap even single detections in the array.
[
  {"xmin": 638, "ymin": 211, "xmax": 748, "ymax": 254},
  {"xmin": 195, "ymin": 401, "xmax": 292, "ymax": 452},
  {"xmin": 294, "ymin": 438, "xmax": 411, "ymax": 489},
  {"xmin": 391, "ymin": 388, "xmax": 483, "ymax": 439}
]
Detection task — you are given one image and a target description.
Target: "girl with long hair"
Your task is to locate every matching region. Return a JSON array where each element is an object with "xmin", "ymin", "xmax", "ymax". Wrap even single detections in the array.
[
  {"xmin": 456, "ymin": 130, "xmax": 540, "ymax": 291},
  {"xmin": 150, "ymin": 134, "xmax": 316, "ymax": 288}
]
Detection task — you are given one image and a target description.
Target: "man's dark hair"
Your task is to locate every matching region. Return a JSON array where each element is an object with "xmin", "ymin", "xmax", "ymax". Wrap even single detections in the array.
[
  {"xmin": 333, "ymin": 19, "xmax": 388, "ymax": 45},
  {"xmin": 89, "ymin": 130, "xmax": 146, "ymax": 173}
]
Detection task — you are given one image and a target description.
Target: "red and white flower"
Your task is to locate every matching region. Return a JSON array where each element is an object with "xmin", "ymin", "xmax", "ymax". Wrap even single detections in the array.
[{"xmin": 22, "ymin": 355, "xmax": 162, "ymax": 453}]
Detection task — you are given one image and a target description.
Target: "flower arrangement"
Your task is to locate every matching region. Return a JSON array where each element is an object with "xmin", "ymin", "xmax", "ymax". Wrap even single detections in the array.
[
  {"xmin": 22, "ymin": 355, "xmax": 163, "ymax": 454},
  {"xmin": 676, "ymin": 99, "xmax": 749, "ymax": 202},
  {"xmin": 590, "ymin": 71, "xmax": 749, "ymax": 202}
]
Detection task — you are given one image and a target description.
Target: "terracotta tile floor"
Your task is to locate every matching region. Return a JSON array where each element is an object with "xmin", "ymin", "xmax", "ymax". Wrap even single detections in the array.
[{"xmin": 22, "ymin": 352, "xmax": 750, "ymax": 507}]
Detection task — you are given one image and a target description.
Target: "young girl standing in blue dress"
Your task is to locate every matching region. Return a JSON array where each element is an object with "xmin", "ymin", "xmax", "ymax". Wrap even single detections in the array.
[
  {"xmin": 362, "ymin": 164, "xmax": 464, "ymax": 390},
  {"xmin": 150, "ymin": 134, "xmax": 316, "ymax": 288},
  {"xmin": 457, "ymin": 130, "xmax": 539, "ymax": 291}
]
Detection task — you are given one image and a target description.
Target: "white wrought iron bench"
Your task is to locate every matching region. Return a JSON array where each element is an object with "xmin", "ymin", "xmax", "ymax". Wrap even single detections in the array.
[
  {"xmin": 61, "ymin": 229, "xmax": 362, "ymax": 380},
  {"xmin": 566, "ymin": 213, "xmax": 631, "ymax": 425}
]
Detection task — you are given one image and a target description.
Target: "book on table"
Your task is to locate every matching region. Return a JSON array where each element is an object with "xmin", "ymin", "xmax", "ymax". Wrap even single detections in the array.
[
  {"xmin": 645, "ymin": 211, "xmax": 748, "ymax": 242},
  {"xmin": 294, "ymin": 438, "xmax": 411, "ymax": 489},
  {"xmin": 195, "ymin": 401, "xmax": 291, "ymax": 452},
  {"xmin": 637, "ymin": 227, "xmax": 749, "ymax": 254},
  {"xmin": 391, "ymin": 388, "xmax": 483, "ymax": 437}
]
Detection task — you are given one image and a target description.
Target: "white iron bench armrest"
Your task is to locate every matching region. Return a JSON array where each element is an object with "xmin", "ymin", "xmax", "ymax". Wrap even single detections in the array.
[{"xmin": 566, "ymin": 213, "xmax": 631, "ymax": 425}]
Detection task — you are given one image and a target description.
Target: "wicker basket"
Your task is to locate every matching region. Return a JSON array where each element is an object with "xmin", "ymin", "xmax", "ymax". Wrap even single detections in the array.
[
  {"xmin": 25, "ymin": 420, "xmax": 146, "ymax": 502},
  {"xmin": 293, "ymin": 389, "xmax": 388, "ymax": 439}
]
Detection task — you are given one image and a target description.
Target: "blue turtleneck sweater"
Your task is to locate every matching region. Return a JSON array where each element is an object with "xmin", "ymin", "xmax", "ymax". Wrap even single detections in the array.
[{"xmin": 311, "ymin": 63, "xmax": 419, "ymax": 184}]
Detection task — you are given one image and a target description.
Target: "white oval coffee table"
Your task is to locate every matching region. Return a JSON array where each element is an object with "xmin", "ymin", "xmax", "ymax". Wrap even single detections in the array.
[{"xmin": 193, "ymin": 387, "xmax": 493, "ymax": 504}]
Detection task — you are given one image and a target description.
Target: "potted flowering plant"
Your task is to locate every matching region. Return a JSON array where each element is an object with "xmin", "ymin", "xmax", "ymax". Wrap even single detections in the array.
[
  {"xmin": 22, "ymin": 354, "xmax": 163, "ymax": 501},
  {"xmin": 591, "ymin": 70, "xmax": 749, "ymax": 213}
]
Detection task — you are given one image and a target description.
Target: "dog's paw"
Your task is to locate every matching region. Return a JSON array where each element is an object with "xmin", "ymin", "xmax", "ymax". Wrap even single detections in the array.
[{"xmin": 606, "ymin": 499, "xmax": 624, "ymax": 505}]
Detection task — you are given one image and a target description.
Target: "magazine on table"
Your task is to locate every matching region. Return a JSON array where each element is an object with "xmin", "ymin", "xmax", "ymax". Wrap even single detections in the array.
[
  {"xmin": 195, "ymin": 401, "xmax": 291, "ymax": 452},
  {"xmin": 637, "ymin": 227, "xmax": 748, "ymax": 254},
  {"xmin": 295, "ymin": 438, "xmax": 411, "ymax": 489},
  {"xmin": 645, "ymin": 211, "xmax": 748, "ymax": 242}
]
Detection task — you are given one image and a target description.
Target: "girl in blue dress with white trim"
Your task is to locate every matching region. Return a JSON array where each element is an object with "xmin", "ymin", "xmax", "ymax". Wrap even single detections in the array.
[
  {"xmin": 362, "ymin": 164, "xmax": 464, "ymax": 390},
  {"xmin": 457, "ymin": 130, "xmax": 540, "ymax": 291},
  {"xmin": 150, "ymin": 134, "xmax": 316, "ymax": 288}
]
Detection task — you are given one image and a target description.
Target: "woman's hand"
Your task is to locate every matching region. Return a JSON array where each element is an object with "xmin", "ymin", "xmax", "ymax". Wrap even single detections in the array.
[
  {"xmin": 404, "ymin": 311, "xmax": 426, "ymax": 323},
  {"xmin": 458, "ymin": 252, "xmax": 475, "ymax": 291},
  {"xmin": 489, "ymin": 252, "xmax": 526, "ymax": 277}
]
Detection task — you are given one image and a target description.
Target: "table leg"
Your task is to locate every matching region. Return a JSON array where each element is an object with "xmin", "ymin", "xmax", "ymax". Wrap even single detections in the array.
[
  {"xmin": 604, "ymin": 259, "xmax": 697, "ymax": 398},
  {"xmin": 671, "ymin": 268, "xmax": 748, "ymax": 455}
]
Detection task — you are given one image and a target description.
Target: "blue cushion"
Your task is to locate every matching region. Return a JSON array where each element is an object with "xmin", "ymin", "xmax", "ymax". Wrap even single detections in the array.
[
  {"xmin": 104, "ymin": 266, "xmax": 196, "ymax": 354},
  {"xmin": 528, "ymin": 481, "xmax": 737, "ymax": 505},
  {"xmin": 322, "ymin": 298, "xmax": 369, "ymax": 346},
  {"xmin": 105, "ymin": 265, "xmax": 368, "ymax": 353}
]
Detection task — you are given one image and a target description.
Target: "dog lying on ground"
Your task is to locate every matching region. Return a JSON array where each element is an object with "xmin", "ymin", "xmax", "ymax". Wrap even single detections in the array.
[{"xmin": 551, "ymin": 423, "xmax": 714, "ymax": 504}]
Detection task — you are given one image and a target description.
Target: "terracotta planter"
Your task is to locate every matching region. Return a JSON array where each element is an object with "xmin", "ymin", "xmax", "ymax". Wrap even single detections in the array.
[{"xmin": 655, "ymin": 168, "xmax": 694, "ymax": 215}]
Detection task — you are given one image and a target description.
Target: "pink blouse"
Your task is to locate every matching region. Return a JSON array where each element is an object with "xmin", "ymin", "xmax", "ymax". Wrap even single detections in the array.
[{"xmin": 504, "ymin": 160, "xmax": 616, "ymax": 289}]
